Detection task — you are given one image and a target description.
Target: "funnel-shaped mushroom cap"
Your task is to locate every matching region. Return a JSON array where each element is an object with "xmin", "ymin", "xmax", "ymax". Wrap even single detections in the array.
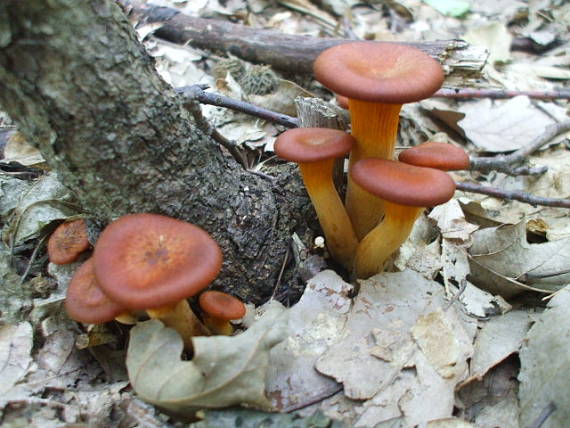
[
  {"xmin": 399, "ymin": 142, "xmax": 470, "ymax": 171},
  {"xmin": 65, "ymin": 258, "xmax": 126, "ymax": 324},
  {"xmin": 351, "ymin": 159, "xmax": 456, "ymax": 207},
  {"xmin": 48, "ymin": 219, "xmax": 90, "ymax": 264},
  {"xmin": 314, "ymin": 42, "xmax": 444, "ymax": 104},
  {"xmin": 274, "ymin": 128, "xmax": 355, "ymax": 163},
  {"xmin": 199, "ymin": 290, "xmax": 246, "ymax": 320},
  {"xmin": 93, "ymin": 214, "xmax": 222, "ymax": 310}
]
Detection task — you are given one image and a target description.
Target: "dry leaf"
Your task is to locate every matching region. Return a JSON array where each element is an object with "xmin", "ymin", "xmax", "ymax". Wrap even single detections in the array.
[
  {"xmin": 458, "ymin": 96, "xmax": 568, "ymax": 153},
  {"xmin": 463, "ymin": 22, "xmax": 512, "ymax": 64},
  {"xmin": 469, "ymin": 221, "xmax": 570, "ymax": 292},
  {"xmin": 266, "ymin": 270, "xmax": 353, "ymax": 411},
  {"xmin": 127, "ymin": 302, "xmax": 288, "ymax": 415},
  {"xmin": 465, "ymin": 310, "xmax": 532, "ymax": 383},
  {"xmin": 519, "ymin": 286, "xmax": 570, "ymax": 425},
  {"xmin": 0, "ymin": 322, "xmax": 34, "ymax": 398},
  {"xmin": 314, "ymin": 270, "xmax": 474, "ymax": 426}
]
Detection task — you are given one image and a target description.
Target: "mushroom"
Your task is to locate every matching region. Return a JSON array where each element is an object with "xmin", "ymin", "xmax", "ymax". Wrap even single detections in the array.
[
  {"xmin": 48, "ymin": 219, "xmax": 90, "ymax": 264},
  {"xmin": 314, "ymin": 42, "xmax": 444, "ymax": 239},
  {"xmin": 351, "ymin": 159, "xmax": 456, "ymax": 279},
  {"xmin": 65, "ymin": 258, "xmax": 136, "ymax": 324},
  {"xmin": 398, "ymin": 142, "xmax": 470, "ymax": 171},
  {"xmin": 198, "ymin": 290, "xmax": 246, "ymax": 335},
  {"xmin": 274, "ymin": 127, "xmax": 358, "ymax": 269},
  {"xmin": 93, "ymin": 213, "xmax": 221, "ymax": 350}
]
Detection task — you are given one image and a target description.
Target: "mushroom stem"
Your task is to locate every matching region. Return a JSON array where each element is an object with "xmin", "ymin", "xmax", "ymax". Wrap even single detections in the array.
[
  {"xmin": 345, "ymin": 100, "xmax": 403, "ymax": 239},
  {"xmin": 114, "ymin": 312, "xmax": 139, "ymax": 325},
  {"xmin": 146, "ymin": 300, "xmax": 209, "ymax": 350},
  {"xmin": 354, "ymin": 202, "xmax": 423, "ymax": 279},
  {"xmin": 203, "ymin": 314, "xmax": 234, "ymax": 336},
  {"xmin": 299, "ymin": 160, "xmax": 359, "ymax": 270}
]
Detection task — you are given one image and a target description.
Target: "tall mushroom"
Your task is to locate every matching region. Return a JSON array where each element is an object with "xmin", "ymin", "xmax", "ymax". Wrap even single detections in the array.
[
  {"xmin": 93, "ymin": 213, "xmax": 221, "ymax": 350},
  {"xmin": 351, "ymin": 159, "xmax": 456, "ymax": 279},
  {"xmin": 314, "ymin": 42, "xmax": 444, "ymax": 239},
  {"xmin": 399, "ymin": 142, "xmax": 470, "ymax": 171},
  {"xmin": 274, "ymin": 127, "xmax": 358, "ymax": 269}
]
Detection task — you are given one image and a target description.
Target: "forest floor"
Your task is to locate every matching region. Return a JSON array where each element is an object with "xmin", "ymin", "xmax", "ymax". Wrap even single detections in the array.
[{"xmin": 1, "ymin": 0, "xmax": 569, "ymax": 427}]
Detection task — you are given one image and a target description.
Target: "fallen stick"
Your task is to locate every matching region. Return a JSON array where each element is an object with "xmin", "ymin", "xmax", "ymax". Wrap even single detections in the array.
[{"xmin": 129, "ymin": 3, "xmax": 487, "ymax": 76}]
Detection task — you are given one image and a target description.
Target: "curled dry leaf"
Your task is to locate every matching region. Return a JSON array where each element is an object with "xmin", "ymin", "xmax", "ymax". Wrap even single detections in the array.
[
  {"xmin": 126, "ymin": 302, "xmax": 288, "ymax": 415},
  {"xmin": 469, "ymin": 221, "xmax": 570, "ymax": 294}
]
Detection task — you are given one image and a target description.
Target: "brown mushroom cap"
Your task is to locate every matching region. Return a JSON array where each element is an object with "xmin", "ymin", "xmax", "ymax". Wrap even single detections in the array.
[
  {"xmin": 65, "ymin": 258, "xmax": 126, "ymax": 324},
  {"xmin": 398, "ymin": 142, "xmax": 470, "ymax": 171},
  {"xmin": 199, "ymin": 290, "xmax": 246, "ymax": 321},
  {"xmin": 48, "ymin": 219, "xmax": 90, "ymax": 264},
  {"xmin": 351, "ymin": 158, "xmax": 456, "ymax": 207},
  {"xmin": 274, "ymin": 128, "xmax": 355, "ymax": 163},
  {"xmin": 93, "ymin": 213, "xmax": 222, "ymax": 310},
  {"xmin": 314, "ymin": 42, "xmax": 444, "ymax": 104}
]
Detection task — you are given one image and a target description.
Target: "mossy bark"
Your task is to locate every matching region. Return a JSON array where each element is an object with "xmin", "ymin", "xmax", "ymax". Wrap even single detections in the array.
[{"xmin": 0, "ymin": 0, "xmax": 312, "ymax": 304}]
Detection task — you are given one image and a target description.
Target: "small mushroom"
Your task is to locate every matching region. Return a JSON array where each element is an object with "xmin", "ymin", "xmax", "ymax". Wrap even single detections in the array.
[
  {"xmin": 93, "ymin": 213, "xmax": 221, "ymax": 350},
  {"xmin": 351, "ymin": 159, "xmax": 456, "ymax": 279},
  {"xmin": 399, "ymin": 142, "xmax": 470, "ymax": 171},
  {"xmin": 198, "ymin": 290, "xmax": 246, "ymax": 335},
  {"xmin": 65, "ymin": 258, "xmax": 134, "ymax": 324},
  {"xmin": 314, "ymin": 42, "xmax": 444, "ymax": 239},
  {"xmin": 47, "ymin": 219, "xmax": 90, "ymax": 264},
  {"xmin": 274, "ymin": 127, "xmax": 358, "ymax": 269}
]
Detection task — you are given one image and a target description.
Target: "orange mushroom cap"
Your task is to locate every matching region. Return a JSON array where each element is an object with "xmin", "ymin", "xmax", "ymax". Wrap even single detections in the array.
[
  {"xmin": 47, "ymin": 219, "xmax": 90, "ymax": 264},
  {"xmin": 65, "ymin": 258, "xmax": 126, "ymax": 324},
  {"xmin": 313, "ymin": 42, "xmax": 444, "ymax": 104},
  {"xmin": 398, "ymin": 142, "xmax": 470, "ymax": 171},
  {"xmin": 274, "ymin": 128, "xmax": 355, "ymax": 163},
  {"xmin": 351, "ymin": 158, "xmax": 456, "ymax": 207},
  {"xmin": 199, "ymin": 290, "xmax": 246, "ymax": 321},
  {"xmin": 93, "ymin": 213, "xmax": 222, "ymax": 310}
]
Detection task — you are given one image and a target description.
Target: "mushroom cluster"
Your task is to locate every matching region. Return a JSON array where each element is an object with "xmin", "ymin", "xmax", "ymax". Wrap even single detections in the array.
[
  {"xmin": 275, "ymin": 42, "xmax": 469, "ymax": 279},
  {"xmin": 58, "ymin": 213, "xmax": 246, "ymax": 349}
]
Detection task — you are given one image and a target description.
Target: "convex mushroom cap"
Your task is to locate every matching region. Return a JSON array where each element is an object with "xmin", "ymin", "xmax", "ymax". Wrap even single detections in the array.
[
  {"xmin": 93, "ymin": 213, "xmax": 222, "ymax": 310},
  {"xmin": 48, "ymin": 219, "xmax": 90, "ymax": 264},
  {"xmin": 399, "ymin": 142, "xmax": 470, "ymax": 171},
  {"xmin": 351, "ymin": 158, "xmax": 455, "ymax": 207},
  {"xmin": 274, "ymin": 127, "xmax": 354, "ymax": 163},
  {"xmin": 199, "ymin": 290, "xmax": 246, "ymax": 321},
  {"xmin": 65, "ymin": 258, "xmax": 126, "ymax": 324},
  {"xmin": 314, "ymin": 42, "xmax": 444, "ymax": 104}
]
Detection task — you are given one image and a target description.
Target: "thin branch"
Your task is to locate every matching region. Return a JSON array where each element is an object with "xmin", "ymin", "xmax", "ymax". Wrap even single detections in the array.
[
  {"xmin": 177, "ymin": 85, "xmax": 299, "ymax": 128},
  {"xmin": 435, "ymin": 88, "xmax": 570, "ymax": 100},
  {"xmin": 469, "ymin": 119, "xmax": 570, "ymax": 175},
  {"xmin": 456, "ymin": 182, "xmax": 570, "ymax": 209}
]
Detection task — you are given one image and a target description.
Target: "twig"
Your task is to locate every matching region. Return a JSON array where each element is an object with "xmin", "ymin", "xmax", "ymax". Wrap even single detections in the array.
[
  {"xmin": 177, "ymin": 85, "xmax": 299, "ymax": 128},
  {"xmin": 281, "ymin": 384, "xmax": 344, "ymax": 413},
  {"xmin": 456, "ymin": 182, "xmax": 570, "ymax": 209},
  {"xmin": 435, "ymin": 88, "xmax": 570, "ymax": 100},
  {"xmin": 526, "ymin": 402, "xmax": 556, "ymax": 428},
  {"xmin": 469, "ymin": 119, "xmax": 570, "ymax": 175}
]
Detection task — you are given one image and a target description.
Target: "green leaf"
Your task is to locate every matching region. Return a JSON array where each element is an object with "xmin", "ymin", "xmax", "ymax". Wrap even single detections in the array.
[{"xmin": 127, "ymin": 302, "xmax": 288, "ymax": 415}]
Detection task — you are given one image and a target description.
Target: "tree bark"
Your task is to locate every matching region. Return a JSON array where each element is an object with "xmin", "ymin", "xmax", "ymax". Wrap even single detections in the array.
[{"xmin": 0, "ymin": 0, "xmax": 311, "ymax": 304}]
